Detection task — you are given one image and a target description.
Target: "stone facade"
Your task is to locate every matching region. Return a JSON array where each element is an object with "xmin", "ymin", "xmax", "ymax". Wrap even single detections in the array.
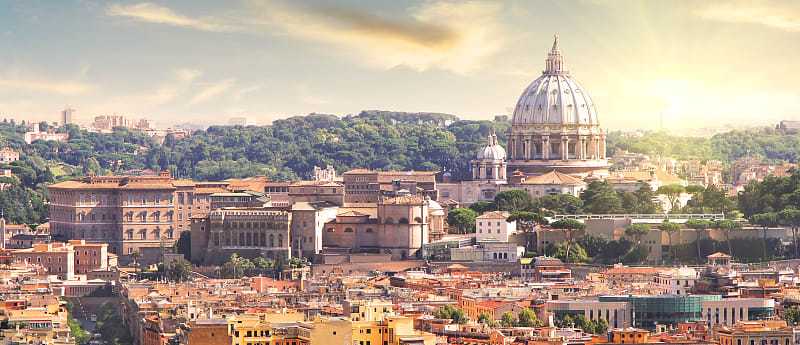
[
  {"xmin": 342, "ymin": 169, "xmax": 438, "ymax": 203},
  {"xmin": 192, "ymin": 207, "xmax": 291, "ymax": 264},
  {"xmin": 322, "ymin": 195, "xmax": 430, "ymax": 260},
  {"xmin": 47, "ymin": 172, "xmax": 245, "ymax": 262}
]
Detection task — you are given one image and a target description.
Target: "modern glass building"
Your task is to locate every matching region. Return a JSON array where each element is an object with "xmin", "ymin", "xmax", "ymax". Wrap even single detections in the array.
[{"xmin": 600, "ymin": 295, "xmax": 722, "ymax": 329}]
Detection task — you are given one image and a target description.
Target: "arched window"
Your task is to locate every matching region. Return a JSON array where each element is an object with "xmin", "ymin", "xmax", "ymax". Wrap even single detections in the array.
[
  {"xmin": 269, "ymin": 234, "xmax": 274, "ymax": 248},
  {"xmin": 398, "ymin": 218, "xmax": 408, "ymax": 224},
  {"xmin": 344, "ymin": 228, "xmax": 353, "ymax": 233},
  {"xmin": 414, "ymin": 217, "xmax": 423, "ymax": 223},
  {"xmin": 385, "ymin": 218, "xmax": 395, "ymax": 224},
  {"xmin": 278, "ymin": 234, "xmax": 283, "ymax": 246},
  {"xmin": 260, "ymin": 233, "xmax": 266, "ymax": 246}
]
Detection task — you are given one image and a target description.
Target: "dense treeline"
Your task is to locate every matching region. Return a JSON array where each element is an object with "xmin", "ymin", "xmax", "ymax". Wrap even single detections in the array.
[
  {"xmin": 606, "ymin": 127, "xmax": 800, "ymax": 163},
  {"xmin": 0, "ymin": 112, "xmax": 798, "ymax": 227}
]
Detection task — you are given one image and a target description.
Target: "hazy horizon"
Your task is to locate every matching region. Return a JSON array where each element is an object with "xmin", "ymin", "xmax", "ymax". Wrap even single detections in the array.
[{"xmin": 2, "ymin": 0, "xmax": 799, "ymax": 130}]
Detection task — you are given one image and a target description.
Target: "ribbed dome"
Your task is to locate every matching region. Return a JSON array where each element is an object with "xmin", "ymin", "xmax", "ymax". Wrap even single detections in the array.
[
  {"xmin": 476, "ymin": 132, "xmax": 506, "ymax": 160},
  {"xmin": 511, "ymin": 35, "xmax": 599, "ymax": 126}
]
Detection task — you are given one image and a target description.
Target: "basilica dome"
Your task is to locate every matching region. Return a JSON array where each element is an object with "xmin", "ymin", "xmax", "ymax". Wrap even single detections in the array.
[
  {"xmin": 505, "ymin": 35, "xmax": 608, "ymax": 177},
  {"xmin": 511, "ymin": 36, "xmax": 598, "ymax": 126}
]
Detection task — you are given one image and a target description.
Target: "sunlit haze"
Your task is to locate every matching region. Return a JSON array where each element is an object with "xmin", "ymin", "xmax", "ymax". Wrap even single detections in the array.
[{"xmin": 2, "ymin": 0, "xmax": 799, "ymax": 129}]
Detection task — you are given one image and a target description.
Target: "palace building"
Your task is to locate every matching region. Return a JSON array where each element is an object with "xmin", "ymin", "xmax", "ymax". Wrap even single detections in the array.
[{"xmin": 506, "ymin": 35, "xmax": 609, "ymax": 177}]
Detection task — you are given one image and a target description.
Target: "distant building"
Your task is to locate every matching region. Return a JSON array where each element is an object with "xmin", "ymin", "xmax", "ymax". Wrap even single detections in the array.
[
  {"xmin": 313, "ymin": 165, "xmax": 337, "ymax": 182},
  {"xmin": 228, "ymin": 117, "xmax": 247, "ymax": 126},
  {"xmin": 475, "ymin": 211, "xmax": 516, "ymax": 242},
  {"xmin": 23, "ymin": 126, "xmax": 69, "ymax": 145},
  {"xmin": 47, "ymin": 172, "xmax": 249, "ymax": 262},
  {"xmin": 0, "ymin": 147, "xmax": 19, "ymax": 163},
  {"xmin": 60, "ymin": 107, "xmax": 74, "ymax": 126},
  {"xmin": 322, "ymin": 195, "xmax": 438, "ymax": 260},
  {"xmin": 342, "ymin": 169, "xmax": 438, "ymax": 203},
  {"xmin": 777, "ymin": 120, "xmax": 800, "ymax": 134},
  {"xmin": 290, "ymin": 201, "xmax": 338, "ymax": 259},
  {"xmin": 520, "ymin": 256, "xmax": 572, "ymax": 282},
  {"xmin": 190, "ymin": 207, "xmax": 291, "ymax": 264},
  {"xmin": 715, "ymin": 320, "xmax": 791, "ymax": 345}
]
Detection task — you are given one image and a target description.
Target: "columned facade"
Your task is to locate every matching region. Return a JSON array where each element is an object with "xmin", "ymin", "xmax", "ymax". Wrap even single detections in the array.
[{"xmin": 506, "ymin": 35, "xmax": 609, "ymax": 177}]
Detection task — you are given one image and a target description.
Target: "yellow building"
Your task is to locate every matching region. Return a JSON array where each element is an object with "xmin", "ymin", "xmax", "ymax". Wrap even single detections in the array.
[
  {"xmin": 716, "ymin": 321, "xmax": 793, "ymax": 345},
  {"xmin": 345, "ymin": 299, "xmax": 395, "ymax": 322},
  {"xmin": 605, "ymin": 328, "xmax": 650, "ymax": 344},
  {"xmin": 227, "ymin": 312, "xmax": 308, "ymax": 345}
]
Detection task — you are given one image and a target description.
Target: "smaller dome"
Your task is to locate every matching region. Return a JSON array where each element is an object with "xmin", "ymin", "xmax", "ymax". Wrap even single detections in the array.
[{"xmin": 476, "ymin": 132, "xmax": 506, "ymax": 161}]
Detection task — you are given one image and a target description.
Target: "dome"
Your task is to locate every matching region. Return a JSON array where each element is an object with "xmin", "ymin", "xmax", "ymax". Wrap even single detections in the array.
[
  {"xmin": 476, "ymin": 132, "xmax": 506, "ymax": 160},
  {"xmin": 511, "ymin": 35, "xmax": 598, "ymax": 126}
]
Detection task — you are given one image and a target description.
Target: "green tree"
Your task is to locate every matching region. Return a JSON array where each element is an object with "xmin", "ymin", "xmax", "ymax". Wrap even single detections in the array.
[
  {"xmin": 751, "ymin": 212, "xmax": 778, "ymax": 261},
  {"xmin": 715, "ymin": 219, "xmax": 741, "ymax": 258},
  {"xmin": 779, "ymin": 209, "xmax": 800, "ymax": 258},
  {"xmin": 624, "ymin": 223, "xmax": 650, "ymax": 244},
  {"xmin": 500, "ymin": 311, "xmax": 517, "ymax": 327},
  {"xmin": 469, "ymin": 201, "xmax": 496, "ymax": 214},
  {"xmin": 508, "ymin": 211, "xmax": 548, "ymax": 250},
  {"xmin": 434, "ymin": 305, "xmax": 467, "ymax": 324},
  {"xmin": 65, "ymin": 301, "xmax": 90, "ymax": 344},
  {"xmin": 494, "ymin": 189, "xmax": 533, "ymax": 212},
  {"xmin": 551, "ymin": 219, "xmax": 586, "ymax": 259},
  {"xmin": 221, "ymin": 253, "xmax": 255, "ymax": 278},
  {"xmin": 164, "ymin": 258, "xmax": 192, "ymax": 282},
  {"xmin": 784, "ymin": 306, "xmax": 800, "ymax": 326},
  {"xmin": 657, "ymin": 184, "xmax": 685, "ymax": 213},
  {"xmin": 517, "ymin": 308, "xmax": 542, "ymax": 327},
  {"xmin": 686, "ymin": 219, "xmax": 713, "ymax": 262},
  {"xmin": 477, "ymin": 313, "xmax": 498, "ymax": 327},
  {"xmin": 533, "ymin": 194, "xmax": 583, "ymax": 215},
  {"xmin": 658, "ymin": 220, "xmax": 681, "ymax": 263},
  {"xmin": 581, "ymin": 181, "xmax": 623, "ymax": 214},
  {"xmin": 175, "ymin": 231, "xmax": 191, "ymax": 260},
  {"xmin": 550, "ymin": 241, "xmax": 589, "ymax": 263},
  {"xmin": 447, "ymin": 208, "xmax": 478, "ymax": 234}
]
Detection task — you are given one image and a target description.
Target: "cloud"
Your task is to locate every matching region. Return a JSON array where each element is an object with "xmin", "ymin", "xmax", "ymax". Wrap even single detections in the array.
[
  {"xmin": 106, "ymin": 2, "xmax": 237, "ymax": 32},
  {"xmin": 189, "ymin": 79, "xmax": 236, "ymax": 105},
  {"xmin": 248, "ymin": 1, "xmax": 507, "ymax": 74},
  {"xmin": 696, "ymin": 0, "xmax": 800, "ymax": 32},
  {"xmin": 0, "ymin": 77, "xmax": 92, "ymax": 95}
]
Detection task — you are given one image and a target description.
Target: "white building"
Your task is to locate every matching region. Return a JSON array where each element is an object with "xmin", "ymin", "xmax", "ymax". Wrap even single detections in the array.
[
  {"xmin": 654, "ymin": 266, "xmax": 699, "ymax": 295},
  {"xmin": 23, "ymin": 126, "xmax": 69, "ymax": 145},
  {"xmin": 290, "ymin": 201, "xmax": 339, "ymax": 259},
  {"xmin": 701, "ymin": 298, "xmax": 775, "ymax": 326},
  {"xmin": 450, "ymin": 241, "xmax": 524, "ymax": 263},
  {"xmin": 475, "ymin": 211, "xmax": 517, "ymax": 242},
  {"xmin": 0, "ymin": 147, "xmax": 19, "ymax": 163}
]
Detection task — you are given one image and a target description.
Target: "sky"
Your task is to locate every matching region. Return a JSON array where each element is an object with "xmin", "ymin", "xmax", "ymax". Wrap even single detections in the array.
[{"xmin": 1, "ymin": 0, "xmax": 799, "ymax": 130}]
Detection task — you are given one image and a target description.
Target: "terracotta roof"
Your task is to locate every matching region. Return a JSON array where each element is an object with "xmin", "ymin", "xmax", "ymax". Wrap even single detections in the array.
[
  {"xmin": 521, "ymin": 170, "xmax": 585, "ymax": 186},
  {"xmin": 382, "ymin": 195, "xmax": 425, "ymax": 205},
  {"xmin": 476, "ymin": 211, "xmax": 510, "ymax": 220},
  {"xmin": 708, "ymin": 252, "xmax": 732, "ymax": 258},
  {"xmin": 654, "ymin": 170, "xmax": 686, "ymax": 185},
  {"xmin": 338, "ymin": 210, "xmax": 370, "ymax": 217},
  {"xmin": 290, "ymin": 180, "xmax": 343, "ymax": 187}
]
